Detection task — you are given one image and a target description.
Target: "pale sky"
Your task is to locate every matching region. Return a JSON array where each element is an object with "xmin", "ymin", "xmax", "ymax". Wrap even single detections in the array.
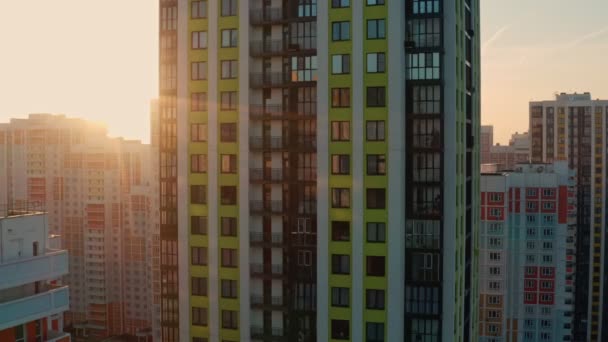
[{"xmin": 1, "ymin": 1, "xmax": 607, "ymax": 144}]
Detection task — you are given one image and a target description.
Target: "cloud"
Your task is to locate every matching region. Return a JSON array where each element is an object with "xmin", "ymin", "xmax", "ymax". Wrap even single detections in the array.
[
  {"xmin": 482, "ymin": 25, "xmax": 510, "ymax": 55},
  {"xmin": 564, "ymin": 25, "xmax": 608, "ymax": 49}
]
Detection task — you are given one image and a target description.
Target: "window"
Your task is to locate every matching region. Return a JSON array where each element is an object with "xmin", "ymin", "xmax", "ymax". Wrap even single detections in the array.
[
  {"xmin": 488, "ymin": 295, "xmax": 501, "ymax": 305},
  {"xmin": 489, "ymin": 252, "xmax": 501, "ymax": 261},
  {"xmin": 221, "ymin": 279, "xmax": 237, "ymax": 298},
  {"xmin": 192, "ymin": 277, "xmax": 207, "ymax": 296},
  {"xmin": 542, "ymin": 202, "xmax": 554, "ymax": 210},
  {"xmin": 191, "ymin": 185, "xmax": 206, "ymax": 204},
  {"xmin": 488, "ymin": 237, "xmax": 502, "ymax": 248},
  {"xmin": 221, "ymin": 0, "xmax": 237, "ymax": 16},
  {"xmin": 297, "ymin": 250, "xmax": 312, "ymax": 266},
  {"xmin": 366, "ymin": 121, "xmax": 385, "ymax": 141},
  {"xmin": 489, "ymin": 281, "xmax": 501, "ymax": 290},
  {"xmin": 192, "ymin": 1, "xmax": 208, "ymax": 19},
  {"xmin": 191, "ymin": 247, "xmax": 207, "ymax": 265},
  {"xmin": 367, "ymin": 222, "xmax": 386, "ymax": 242},
  {"xmin": 412, "ymin": 0, "xmax": 439, "ymax": 14},
  {"xmin": 542, "ymin": 189, "xmax": 554, "ymax": 197},
  {"xmin": 412, "ymin": 85, "xmax": 441, "ymax": 114},
  {"xmin": 331, "ymin": 121, "xmax": 350, "ymax": 141},
  {"xmin": 332, "ymin": 21, "xmax": 351, "ymax": 41},
  {"xmin": 221, "ymin": 248, "xmax": 237, "ymax": 267},
  {"xmin": 332, "ymin": 287, "xmax": 349, "ymax": 307},
  {"xmin": 332, "ymin": 88, "xmax": 351, "ymax": 107},
  {"xmin": 367, "ymin": 188, "xmax": 386, "ymax": 209},
  {"xmin": 489, "ymin": 193, "xmax": 503, "ymax": 202},
  {"xmin": 332, "ymin": 54, "xmax": 351, "ymax": 74},
  {"xmin": 332, "ymin": 155, "xmax": 350, "ymax": 175},
  {"xmin": 220, "ymin": 123, "xmax": 237, "ymax": 142},
  {"xmin": 366, "ymin": 289, "xmax": 385, "ymax": 309},
  {"xmin": 221, "ymin": 186, "xmax": 237, "ymax": 205},
  {"xmin": 489, "ymin": 267, "xmax": 501, "ymax": 275},
  {"xmin": 367, "ymin": 0, "xmax": 384, "ymax": 5},
  {"xmin": 191, "ymin": 154, "xmax": 207, "ymax": 173},
  {"xmin": 191, "ymin": 123, "xmax": 207, "ymax": 142},
  {"xmin": 220, "ymin": 91, "xmax": 238, "ymax": 110},
  {"xmin": 332, "ymin": 221, "xmax": 350, "ymax": 241},
  {"xmin": 367, "ymin": 53, "xmax": 385, "ymax": 73},
  {"xmin": 192, "ymin": 307, "xmax": 208, "ymax": 326},
  {"xmin": 407, "ymin": 52, "xmax": 440, "ymax": 80},
  {"xmin": 367, "ymin": 155, "xmax": 386, "ymax": 175},
  {"xmin": 489, "ymin": 208, "xmax": 501, "ymax": 218},
  {"xmin": 191, "ymin": 216, "xmax": 207, "ymax": 235},
  {"xmin": 408, "ymin": 18, "xmax": 440, "ymax": 48},
  {"xmin": 541, "ymin": 267, "xmax": 553, "ymax": 276},
  {"xmin": 191, "ymin": 92, "xmax": 207, "ymax": 111},
  {"xmin": 332, "ymin": 188, "xmax": 350, "ymax": 208},
  {"xmin": 542, "ymin": 242, "xmax": 553, "ymax": 250},
  {"xmin": 366, "ymin": 322, "xmax": 384, "ymax": 342},
  {"xmin": 367, "ymin": 87, "xmax": 386, "ymax": 107},
  {"xmin": 221, "ymin": 29, "xmax": 238, "ymax": 47},
  {"xmin": 332, "ymin": 0, "xmax": 350, "ymax": 8},
  {"xmin": 332, "ymin": 319, "xmax": 350, "ymax": 340},
  {"xmin": 192, "ymin": 31, "xmax": 208, "ymax": 49},
  {"xmin": 221, "ymin": 154, "xmax": 237, "ymax": 173},
  {"xmin": 191, "ymin": 62, "xmax": 207, "ymax": 80},
  {"xmin": 222, "ymin": 310, "xmax": 238, "ymax": 329},
  {"xmin": 527, "ymin": 188, "xmax": 537, "ymax": 197},
  {"xmin": 332, "ymin": 254, "xmax": 350, "ymax": 274},
  {"xmin": 221, "ymin": 217, "xmax": 237, "ymax": 236},
  {"xmin": 221, "ymin": 60, "xmax": 238, "ymax": 79},
  {"xmin": 193, "ymin": 338, "xmax": 208, "ymax": 342},
  {"xmin": 367, "ymin": 19, "xmax": 386, "ymax": 39},
  {"xmin": 367, "ymin": 256, "xmax": 385, "ymax": 276}
]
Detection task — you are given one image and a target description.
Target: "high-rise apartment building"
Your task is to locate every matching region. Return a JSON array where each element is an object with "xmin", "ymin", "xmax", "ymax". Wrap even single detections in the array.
[
  {"xmin": 0, "ymin": 210, "xmax": 71, "ymax": 342},
  {"xmin": 530, "ymin": 92, "xmax": 608, "ymax": 341},
  {"xmin": 479, "ymin": 162, "xmax": 575, "ymax": 341},
  {"xmin": 481, "ymin": 130, "xmax": 530, "ymax": 171},
  {"xmin": 158, "ymin": 0, "xmax": 480, "ymax": 341},
  {"xmin": 0, "ymin": 114, "xmax": 158, "ymax": 341}
]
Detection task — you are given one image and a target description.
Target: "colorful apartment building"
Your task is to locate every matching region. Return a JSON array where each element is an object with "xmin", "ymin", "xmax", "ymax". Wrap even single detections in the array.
[
  {"xmin": 529, "ymin": 92, "xmax": 608, "ymax": 341},
  {"xmin": 0, "ymin": 210, "xmax": 71, "ymax": 342},
  {"xmin": 480, "ymin": 162, "xmax": 575, "ymax": 341},
  {"xmin": 0, "ymin": 114, "xmax": 158, "ymax": 341},
  {"xmin": 158, "ymin": 0, "xmax": 480, "ymax": 341}
]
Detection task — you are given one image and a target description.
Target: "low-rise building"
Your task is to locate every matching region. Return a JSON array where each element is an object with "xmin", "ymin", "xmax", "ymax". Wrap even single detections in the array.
[{"xmin": 0, "ymin": 209, "xmax": 71, "ymax": 341}]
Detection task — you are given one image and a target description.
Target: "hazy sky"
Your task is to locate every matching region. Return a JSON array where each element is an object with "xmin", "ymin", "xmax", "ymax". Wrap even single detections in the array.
[{"xmin": 1, "ymin": 0, "xmax": 607, "ymax": 144}]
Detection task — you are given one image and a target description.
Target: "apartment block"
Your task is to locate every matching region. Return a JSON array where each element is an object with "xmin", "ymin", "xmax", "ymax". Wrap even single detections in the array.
[
  {"xmin": 158, "ymin": 0, "xmax": 480, "ymax": 341},
  {"xmin": 480, "ymin": 162, "xmax": 575, "ymax": 341},
  {"xmin": 0, "ymin": 114, "xmax": 158, "ymax": 341},
  {"xmin": 0, "ymin": 210, "xmax": 71, "ymax": 342},
  {"xmin": 530, "ymin": 92, "xmax": 608, "ymax": 341}
]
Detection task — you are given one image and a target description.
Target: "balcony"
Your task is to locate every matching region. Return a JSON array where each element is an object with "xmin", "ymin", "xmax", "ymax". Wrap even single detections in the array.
[
  {"xmin": 46, "ymin": 330, "xmax": 71, "ymax": 342},
  {"xmin": 250, "ymin": 263, "xmax": 284, "ymax": 278},
  {"xmin": 250, "ymin": 231, "xmax": 284, "ymax": 246},
  {"xmin": 251, "ymin": 325, "xmax": 284, "ymax": 339},
  {"xmin": 250, "ymin": 8, "xmax": 284, "ymax": 25},
  {"xmin": 250, "ymin": 200, "xmax": 284, "ymax": 215},
  {"xmin": 0, "ymin": 249, "xmax": 68, "ymax": 289},
  {"xmin": 0, "ymin": 285, "xmax": 69, "ymax": 330},
  {"xmin": 250, "ymin": 136, "xmax": 287, "ymax": 151},
  {"xmin": 250, "ymin": 168, "xmax": 284, "ymax": 183},
  {"xmin": 249, "ymin": 103, "xmax": 317, "ymax": 120},
  {"xmin": 250, "ymin": 294, "xmax": 285, "ymax": 310},
  {"xmin": 250, "ymin": 40, "xmax": 285, "ymax": 56},
  {"xmin": 250, "ymin": 72, "xmax": 290, "ymax": 88}
]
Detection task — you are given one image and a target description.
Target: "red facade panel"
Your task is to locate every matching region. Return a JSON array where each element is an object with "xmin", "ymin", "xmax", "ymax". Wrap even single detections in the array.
[{"xmin": 559, "ymin": 186, "xmax": 568, "ymax": 223}]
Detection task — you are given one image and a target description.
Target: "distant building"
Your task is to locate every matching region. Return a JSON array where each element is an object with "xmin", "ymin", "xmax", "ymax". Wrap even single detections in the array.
[
  {"xmin": 0, "ymin": 210, "xmax": 71, "ymax": 341},
  {"xmin": 480, "ymin": 162, "xmax": 575, "ymax": 341},
  {"xmin": 480, "ymin": 126, "xmax": 530, "ymax": 170},
  {"xmin": 481, "ymin": 126, "xmax": 494, "ymax": 164},
  {"xmin": 530, "ymin": 92, "xmax": 608, "ymax": 341},
  {"xmin": 0, "ymin": 114, "xmax": 158, "ymax": 341}
]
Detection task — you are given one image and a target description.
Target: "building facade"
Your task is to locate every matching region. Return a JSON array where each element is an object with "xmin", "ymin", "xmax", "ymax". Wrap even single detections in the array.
[
  {"xmin": 0, "ymin": 114, "xmax": 158, "ymax": 340},
  {"xmin": 0, "ymin": 210, "xmax": 71, "ymax": 342},
  {"xmin": 479, "ymin": 162, "xmax": 575, "ymax": 341},
  {"xmin": 481, "ymin": 125, "xmax": 494, "ymax": 164},
  {"xmin": 529, "ymin": 92, "xmax": 608, "ymax": 341},
  {"xmin": 158, "ymin": 0, "xmax": 480, "ymax": 341}
]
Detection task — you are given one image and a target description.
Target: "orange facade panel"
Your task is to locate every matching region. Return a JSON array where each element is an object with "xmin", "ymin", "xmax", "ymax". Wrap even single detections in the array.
[
  {"xmin": 86, "ymin": 204, "xmax": 105, "ymax": 229},
  {"xmin": 27, "ymin": 177, "xmax": 46, "ymax": 203}
]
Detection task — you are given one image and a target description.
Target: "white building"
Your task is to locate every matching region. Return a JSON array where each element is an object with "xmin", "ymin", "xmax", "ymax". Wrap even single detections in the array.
[{"xmin": 0, "ymin": 210, "xmax": 71, "ymax": 341}]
